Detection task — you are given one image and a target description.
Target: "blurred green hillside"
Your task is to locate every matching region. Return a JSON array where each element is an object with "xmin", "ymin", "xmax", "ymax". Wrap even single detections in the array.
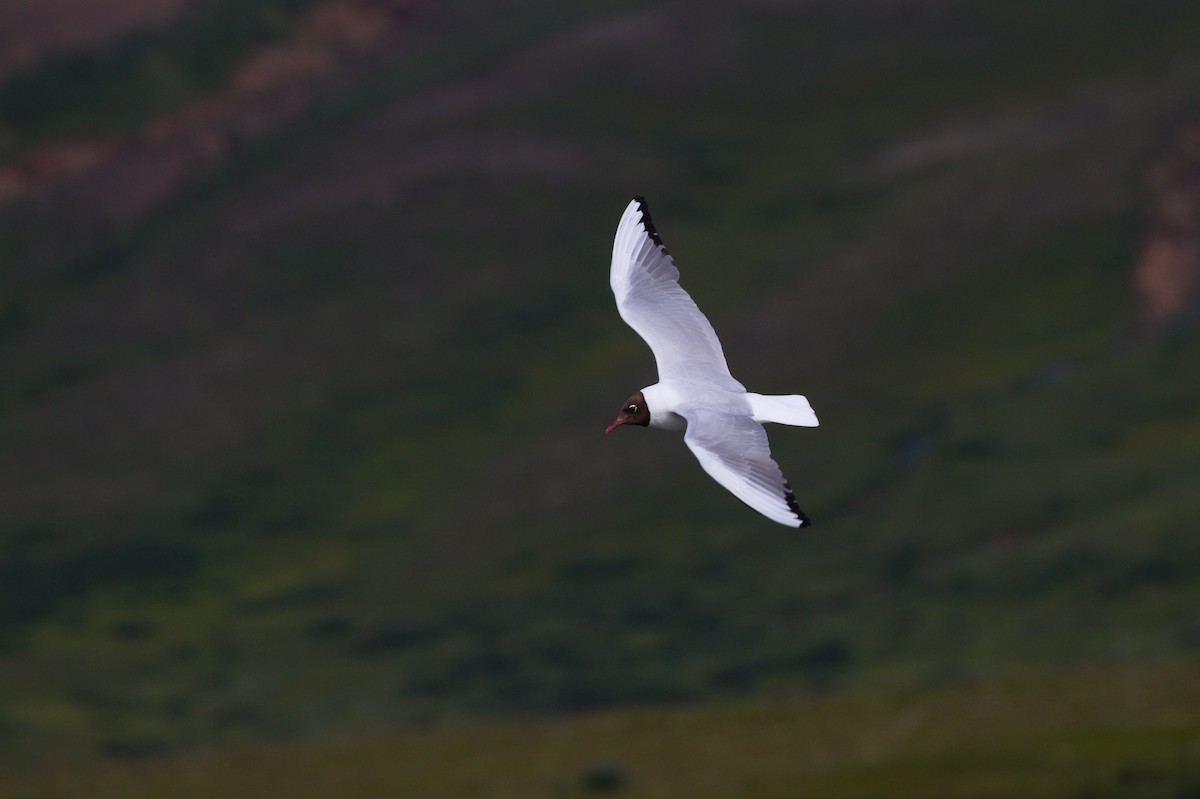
[{"xmin": 1, "ymin": 0, "xmax": 1199, "ymax": 787}]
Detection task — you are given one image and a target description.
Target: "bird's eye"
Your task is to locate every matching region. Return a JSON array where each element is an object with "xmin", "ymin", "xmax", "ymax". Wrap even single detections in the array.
[{"xmin": 627, "ymin": 404, "xmax": 638, "ymax": 413}]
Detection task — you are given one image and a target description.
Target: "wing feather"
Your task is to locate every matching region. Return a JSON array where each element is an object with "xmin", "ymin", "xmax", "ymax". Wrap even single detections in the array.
[
  {"xmin": 682, "ymin": 408, "xmax": 809, "ymax": 528},
  {"xmin": 610, "ymin": 197, "xmax": 743, "ymax": 390}
]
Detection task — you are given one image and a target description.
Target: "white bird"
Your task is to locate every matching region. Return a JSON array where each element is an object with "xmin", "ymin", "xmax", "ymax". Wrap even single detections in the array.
[{"xmin": 604, "ymin": 196, "xmax": 819, "ymax": 527}]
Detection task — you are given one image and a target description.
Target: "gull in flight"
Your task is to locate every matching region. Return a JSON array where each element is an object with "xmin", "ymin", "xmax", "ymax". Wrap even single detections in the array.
[{"xmin": 605, "ymin": 196, "xmax": 818, "ymax": 527}]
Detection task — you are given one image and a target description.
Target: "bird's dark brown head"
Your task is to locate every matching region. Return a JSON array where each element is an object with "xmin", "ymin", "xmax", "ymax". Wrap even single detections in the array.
[{"xmin": 605, "ymin": 391, "xmax": 650, "ymax": 434}]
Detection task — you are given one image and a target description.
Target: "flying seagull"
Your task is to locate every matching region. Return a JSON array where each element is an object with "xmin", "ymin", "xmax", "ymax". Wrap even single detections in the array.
[{"xmin": 605, "ymin": 196, "xmax": 818, "ymax": 527}]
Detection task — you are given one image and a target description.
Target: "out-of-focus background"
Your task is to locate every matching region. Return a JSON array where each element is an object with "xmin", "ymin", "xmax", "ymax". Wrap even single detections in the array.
[{"xmin": 2, "ymin": 1, "xmax": 1199, "ymax": 796}]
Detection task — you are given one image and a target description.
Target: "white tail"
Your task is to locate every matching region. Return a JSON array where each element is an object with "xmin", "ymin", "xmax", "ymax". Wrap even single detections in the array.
[{"xmin": 746, "ymin": 393, "xmax": 819, "ymax": 427}]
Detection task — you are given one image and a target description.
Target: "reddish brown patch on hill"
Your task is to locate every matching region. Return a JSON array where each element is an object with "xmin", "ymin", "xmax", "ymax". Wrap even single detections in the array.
[
  {"xmin": 0, "ymin": 139, "xmax": 123, "ymax": 202},
  {"xmin": 0, "ymin": 0, "xmax": 426, "ymax": 218},
  {"xmin": 1135, "ymin": 115, "xmax": 1200, "ymax": 332}
]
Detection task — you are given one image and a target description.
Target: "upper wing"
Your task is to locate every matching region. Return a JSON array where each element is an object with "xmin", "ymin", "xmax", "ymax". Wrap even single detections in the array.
[
  {"xmin": 610, "ymin": 197, "xmax": 743, "ymax": 390},
  {"xmin": 681, "ymin": 408, "xmax": 810, "ymax": 528}
]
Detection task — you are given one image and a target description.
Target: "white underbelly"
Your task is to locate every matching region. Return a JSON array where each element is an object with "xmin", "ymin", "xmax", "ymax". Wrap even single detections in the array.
[{"xmin": 641, "ymin": 381, "xmax": 746, "ymax": 432}]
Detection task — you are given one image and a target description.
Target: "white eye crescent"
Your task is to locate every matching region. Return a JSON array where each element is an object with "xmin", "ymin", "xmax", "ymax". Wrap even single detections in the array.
[{"xmin": 628, "ymin": 404, "xmax": 638, "ymax": 413}]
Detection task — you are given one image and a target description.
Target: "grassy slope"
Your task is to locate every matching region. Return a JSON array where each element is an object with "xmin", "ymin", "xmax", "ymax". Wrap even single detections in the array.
[
  {"xmin": 1, "ymin": 0, "xmax": 1199, "ymax": 774},
  {"xmin": 2, "ymin": 656, "xmax": 1198, "ymax": 798}
]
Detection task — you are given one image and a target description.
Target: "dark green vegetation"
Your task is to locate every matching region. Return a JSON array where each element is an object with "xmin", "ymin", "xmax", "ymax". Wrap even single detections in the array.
[
  {"xmin": 3, "ymin": 657, "xmax": 1199, "ymax": 798},
  {"xmin": 2, "ymin": 0, "xmax": 1199, "ymax": 791}
]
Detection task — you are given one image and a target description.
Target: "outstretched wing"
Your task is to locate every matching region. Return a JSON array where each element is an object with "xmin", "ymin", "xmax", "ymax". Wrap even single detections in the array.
[
  {"xmin": 681, "ymin": 408, "xmax": 810, "ymax": 528},
  {"xmin": 610, "ymin": 196, "xmax": 743, "ymax": 391}
]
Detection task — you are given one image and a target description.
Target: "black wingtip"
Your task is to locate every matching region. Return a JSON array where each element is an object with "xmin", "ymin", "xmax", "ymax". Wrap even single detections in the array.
[
  {"xmin": 784, "ymin": 482, "xmax": 812, "ymax": 528},
  {"xmin": 632, "ymin": 195, "xmax": 669, "ymax": 254}
]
